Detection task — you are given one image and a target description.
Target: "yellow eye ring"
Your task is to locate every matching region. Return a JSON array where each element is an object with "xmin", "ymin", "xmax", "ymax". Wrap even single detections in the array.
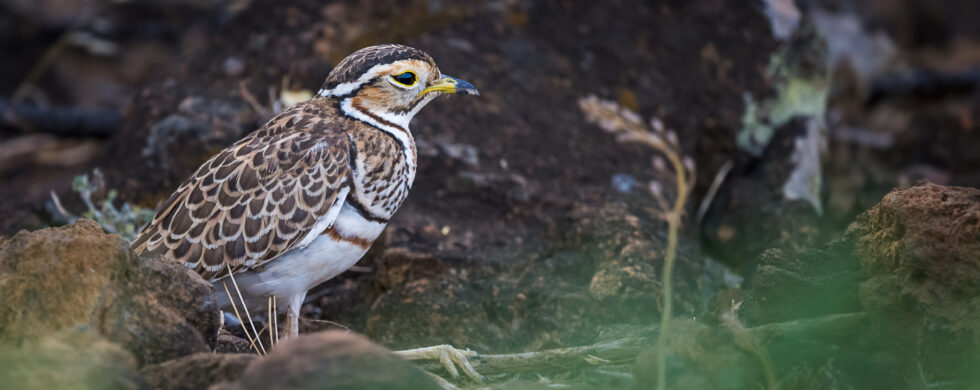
[{"xmin": 391, "ymin": 71, "xmax": 418, "ymax": 87}]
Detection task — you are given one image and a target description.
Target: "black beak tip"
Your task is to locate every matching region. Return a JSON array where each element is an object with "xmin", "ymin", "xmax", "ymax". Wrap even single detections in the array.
[{"xmin": 453, "ymin": 78, "xmax": 479, "ymax": 96}]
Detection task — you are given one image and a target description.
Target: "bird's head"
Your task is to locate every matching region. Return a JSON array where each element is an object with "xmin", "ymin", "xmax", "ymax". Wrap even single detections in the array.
[{"xmin": 317, "ymin": 44, "xmax": 478, "ymax": 128}]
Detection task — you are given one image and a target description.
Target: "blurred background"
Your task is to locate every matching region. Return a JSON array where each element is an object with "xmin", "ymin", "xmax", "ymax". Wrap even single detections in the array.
[{"xmin": 1, "ymin": 0, "xmax": 979, "ymax": 388}]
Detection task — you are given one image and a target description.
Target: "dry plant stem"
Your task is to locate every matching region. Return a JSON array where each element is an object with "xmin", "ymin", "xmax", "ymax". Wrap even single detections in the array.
[
  {"xmin": 300, "ymin": 317, "xmax": 351, "ymax": 331},
  {"xmin": 473, "ymin": 338, "xmax": 645, "ymax": 375},
  {"xmin": 49, "ymin": 191, "xmax": 76, "ymax": 221},
  {"xmin": 653, "ymin": 148, "xmax": 689, "ymax": 390},
  {"xmin": 268, "ymin": 296, "xmax": 275, "ymax": 349},
  {"xmin": 723, "ymin": 311, "xmax": 778, "ymax": 390},
  {"xmin": 425, "ymin": 372, "xmax": 462, "ymax": 390},
  {"xmin": 223, "ymin": 281, "xmax": 263, "ymax": 356},
  {"xmin": 12, "ymin": 35, "xmax": 71, "ymax": 102},
  {"xmin": 622, "ymin": 129, "xmax": 690, "ymax": 390},
  {"xmin": 239, "ymin": 81, "xmax": 273, "ymax": 118},
  {"xmin": 415, "ymin": 313, "xmax": 867, "ymax": 379},
  {"xmin": 413, "ymin": 339, "xmax": 646, "ymax": 377},
  {"xmin": 273, "ymin": 296, "xmax": 279, "ymax": 345},
  {"xmin": 226, "ymin": 264, "xmax": 267, "ymax": 355},
  {"xmin": 578, "ymin": 96, "xmax": 693, "ymax": 390}
]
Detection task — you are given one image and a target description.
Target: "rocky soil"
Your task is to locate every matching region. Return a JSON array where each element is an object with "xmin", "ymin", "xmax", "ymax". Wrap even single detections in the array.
[{"xmin": 1, "ymin": 0, "xmax": 979, "ymax": 389}]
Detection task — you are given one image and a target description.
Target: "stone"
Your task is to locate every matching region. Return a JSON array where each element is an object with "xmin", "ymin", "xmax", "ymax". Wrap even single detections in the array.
[
  {"xmin": 215, "ymin": 332, "xmax": 253, "ymax": 354},
  {"xmin": 0, "ymin": 219, "xmax": 220, "ymax": 366},
  {"xmin": 851, "ymin": 183, "xmax": 980, "ymax": 384},
  {"xmin": 853, "ymin": 183, "xmax": 980, "ymax": 338},
  {"xmin": 366, "ymin": 274, "xmax": 496, "ymax": 350},
  {"xmin": 140, "ymin": 353, "xmax": 255, "ymax": 390},
  {"xmin": 217, "ymin": 331, "xmax": 441, "ymax": 390},
  {"xmin": 738, "ymin": 238, "xmax": 864, "ymax": 326},
  {"xmin": 631, "ymin": 319, "xmax": 760, "ymax": 390},
  {"xmin": 0, "ymin": 327, "xmax": 143, "ymax": 390}
]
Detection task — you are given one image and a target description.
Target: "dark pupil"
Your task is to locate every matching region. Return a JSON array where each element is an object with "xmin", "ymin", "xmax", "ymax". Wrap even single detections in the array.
[{"xmin": 395, "ymin": 72, "xmax": 416, "ymax": 85}]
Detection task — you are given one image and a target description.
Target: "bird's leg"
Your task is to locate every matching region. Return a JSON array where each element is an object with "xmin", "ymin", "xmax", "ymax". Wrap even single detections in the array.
[
  {"xmin": 394, "ymin": 344, "xmax": 485, "ymax": 383},
  {"xmin": 282, "ymin": 292, "xmax": 306, "ymax": 339}
]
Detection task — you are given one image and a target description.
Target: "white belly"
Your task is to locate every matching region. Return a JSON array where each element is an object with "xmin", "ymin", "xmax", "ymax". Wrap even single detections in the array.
[{"xmin": 215, "ymin": 202, "xmax": 386, "ymax": 311}]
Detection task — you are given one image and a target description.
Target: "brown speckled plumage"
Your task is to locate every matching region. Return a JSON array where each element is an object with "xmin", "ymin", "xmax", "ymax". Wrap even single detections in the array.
[
  {"xmin": 130, "ymin": 44, "xmax": 477, "ymax": 339},
  {"xmin": 133, "ymin": 100, "xmax": 352, "ymax": 280},
  {"xmin": 131, "ymin": 98, "xmax": 414, "ymax": 281}
]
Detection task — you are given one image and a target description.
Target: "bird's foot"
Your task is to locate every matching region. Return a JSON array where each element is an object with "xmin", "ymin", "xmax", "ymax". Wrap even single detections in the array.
[{"xmin": 394, "ymin": 344, "xmax": 485, "ymax": 383}]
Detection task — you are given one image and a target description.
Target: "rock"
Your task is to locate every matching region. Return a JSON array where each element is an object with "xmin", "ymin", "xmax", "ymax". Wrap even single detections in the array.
[
  {"xmin": 140, "ymin": 353, "xmax": 255, "ymax": 390},
  {"xmin": 631, "ymin": 319, "xmax": 760, "ymax": 390},
  {"xmin": 0, "ymin": 327, "xmax": 143, "ymax": 390},
  {"xmin": 853, "ymin": 183, "xmax": 980, "ymax": 338},
  {"xmin": 571, "ymin": 202, "xmax": 704, "ymax": 322},
  {"xmin": 217, "ymin": 331, "xmax": 441, "ymax": 390},
  {"xmin": 141, "ymin": 96, "xmax": 257, "ymax": 171},
  {"xmin": 738, "ymin": 237, "xmax": 864, "ymax": 326},
  {"xmin": 702, "ymin": 117, "xmax": 826, "ymax": 268},
  {"xmin": 0, "ymin": 219, "xmax": 220, "ymax": 366},
  {"xmin": 366, "ymin": 273, "xmax": 497, "ymax": 350},
  {"xmin": 445, "ymin": 171, "xmax": 530, "ymax": 204},
  {"xmin": 851, "ymin": 183, "xmax": 980, "ymax": 384},
  {"xmin": 216, "ymin": 332, "xmax": 253, "ymax": 354}
]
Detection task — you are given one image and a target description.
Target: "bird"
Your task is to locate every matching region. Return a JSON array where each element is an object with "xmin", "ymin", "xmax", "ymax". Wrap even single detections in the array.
[{"xmin": 132, "ymin": 44, "xmax": 479, "ymax": 339}]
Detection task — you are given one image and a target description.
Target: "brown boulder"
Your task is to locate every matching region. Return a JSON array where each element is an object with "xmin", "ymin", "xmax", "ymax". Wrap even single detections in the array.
[
  {"xmin": 0, "ymin": 327, "xmax": 143, "ymax": 390},
  {"xmin": 631, "ymin": 319, "xmax": 760, "ymax": 390},
  {"xmin": 853, "ymin": 183, "xmax": 980, "ymax": 339},
  {"xmin": 218, "ymin": 331, "xmax": 441, "ymax": 390},
  {"xmin": 366, "ymin": 274, "xmax": 497, "ymax": 350},
  {"xmin": 0, "ymin": 219, "xmax": 220, "ymax": 365},
  {"xmin": 140, "ymin": 353, "xmax": 255, "ymax": 390}
]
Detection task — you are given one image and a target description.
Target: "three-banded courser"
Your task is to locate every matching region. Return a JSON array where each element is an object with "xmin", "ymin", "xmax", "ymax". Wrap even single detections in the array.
[{"xmin": 132, "ymin": 44, "xmax": 479, "ymax": 339}]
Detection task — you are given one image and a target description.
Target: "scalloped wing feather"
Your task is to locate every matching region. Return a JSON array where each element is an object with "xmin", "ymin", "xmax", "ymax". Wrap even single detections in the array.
[{"xmin": 132, "ymin": 106, "xmax": 351, "ymax": 282}]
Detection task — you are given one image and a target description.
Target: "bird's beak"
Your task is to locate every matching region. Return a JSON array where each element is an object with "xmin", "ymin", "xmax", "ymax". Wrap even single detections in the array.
[{"xmin": 419, "ymin": 75, "xmax": 480, "ymax": 97}]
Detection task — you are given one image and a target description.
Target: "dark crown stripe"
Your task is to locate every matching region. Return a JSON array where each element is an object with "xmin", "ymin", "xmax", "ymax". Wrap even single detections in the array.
[{"xmin": 322, "ymin": 44, "xmax": 433, "ymax": 89}]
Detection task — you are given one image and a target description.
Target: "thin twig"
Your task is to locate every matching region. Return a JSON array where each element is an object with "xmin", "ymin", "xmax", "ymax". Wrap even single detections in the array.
[
  {"xmin": 239, "ymin": 81, "xmax": 272, "ymax": 118},
  {"xmin": 722, "ymin": 305, "xmax": 778, "ymax": 390},
  {"xmin": 226, "ymin": 264, "xmax": 267, "ymax": 355},
  {"xmin": 12, "ymin": 36, "xmax": 71, "ymax": 103},
  {"xmin": 273, "ymin": 295, "xmax": 279, "ymax": 345},
  {"xmin": 654, "ymin": 147, "xmax": 689, "ymax": 390},
  {"xmin": 223, "ymin": 281, "xmax": 263, "ymax": 356},
  {"xmin": 300, "ymin": 317, "xmax": 351, "ymax": 332},
  {"xmin": 697, "ymin": 160, "xmax": 734, "ymax": 225},
  {"xmin": 268, "ymin": 296, "xmax": 275, "ymax": 349},
  {"xmin": 414, "ymin": 313, "xmax": 868, "ymax": 378},
  {"xmin": 49, "ymin": 191, "xmax": 77, "ymax": 221},
  {"xmin": 577, "ymin": 95, "xmax": 695, "ymax": 390}
]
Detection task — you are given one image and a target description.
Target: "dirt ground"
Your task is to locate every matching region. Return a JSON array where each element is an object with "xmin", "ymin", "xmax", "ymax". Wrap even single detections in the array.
[{"xmin": 2, "ymin": 0, "xmax": 980, "ymax": 388}]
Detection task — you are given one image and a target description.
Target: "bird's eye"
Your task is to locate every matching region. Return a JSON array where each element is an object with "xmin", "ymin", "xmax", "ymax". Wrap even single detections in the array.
[{"xmin": 391, "ymin": 71, "xmax": 417, "ymax": 87}]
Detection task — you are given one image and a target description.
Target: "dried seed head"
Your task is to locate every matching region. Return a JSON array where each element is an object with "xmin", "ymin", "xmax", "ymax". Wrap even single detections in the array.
[
  {"xmin": 648, "ymin": 180, "xmax": 663, "ymax": 197},
  {"xmin": 650, "ymin": 117, "xmax": 665, "ymax": 133},
  {"xmin": 652, "ymin": 156, "xmax": 667, "ymax": 172},
  {"xmin": 683, "ymin": 156, "xmax": 695, "ymax": 172}
]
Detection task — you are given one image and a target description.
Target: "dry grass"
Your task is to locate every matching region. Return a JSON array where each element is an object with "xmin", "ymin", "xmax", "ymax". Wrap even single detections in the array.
[
  {"xmin": 579, "ymin": 95, "xmax": 696, "ymax": 390},
  {"xmin": 223, "ymin": 264, "xmax": 274, "ymax": 356}
]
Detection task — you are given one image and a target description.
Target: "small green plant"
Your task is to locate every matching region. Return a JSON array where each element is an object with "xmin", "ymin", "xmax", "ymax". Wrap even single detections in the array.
[
  {"xmin": 579, "ymin": 95, "xmax": 696, "ymax": 390},
  {"xmin": 50, "ymin": 169, "xmax": 155, "ymax": 241}
]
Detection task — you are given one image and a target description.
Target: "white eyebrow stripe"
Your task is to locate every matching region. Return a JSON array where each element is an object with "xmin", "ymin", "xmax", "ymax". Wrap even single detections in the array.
[{"xmin": 317, "ymin": 59, "xmax": 432, "ymax": 97}]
